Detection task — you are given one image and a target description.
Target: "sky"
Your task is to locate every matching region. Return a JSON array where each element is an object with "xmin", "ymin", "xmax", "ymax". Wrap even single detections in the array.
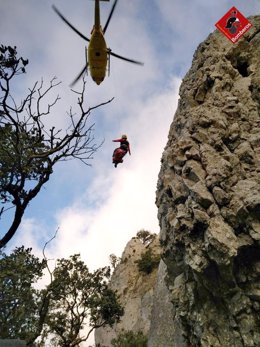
[{"xmin": 1, "ymin": 0, "xmax": 259, "ymax": 344}]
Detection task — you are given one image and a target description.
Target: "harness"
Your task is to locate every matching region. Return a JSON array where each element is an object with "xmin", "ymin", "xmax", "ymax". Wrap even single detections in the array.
[{"xmin": 120, "ymin": 140, "xmax": 129, "ymax": 152}]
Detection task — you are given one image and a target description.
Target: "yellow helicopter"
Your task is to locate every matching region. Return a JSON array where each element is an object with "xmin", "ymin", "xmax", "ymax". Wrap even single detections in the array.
[{"xmin": 52, "ymin": 0, "xmax": 144, "ymax": 85}]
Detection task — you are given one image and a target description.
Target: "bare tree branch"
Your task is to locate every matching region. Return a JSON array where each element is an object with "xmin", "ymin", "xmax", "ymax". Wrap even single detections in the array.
[{"xmin": 0, "ymin": 45, "xmax": 114, "ymax": 248}]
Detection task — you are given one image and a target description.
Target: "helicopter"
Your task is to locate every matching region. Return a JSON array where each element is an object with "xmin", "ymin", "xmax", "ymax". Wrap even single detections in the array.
[{"xmin": 52, "ymin": 0, "xmax": 144, "ymax": 85}]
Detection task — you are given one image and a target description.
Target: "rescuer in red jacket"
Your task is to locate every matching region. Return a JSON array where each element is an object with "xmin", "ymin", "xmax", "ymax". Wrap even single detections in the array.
[{"xmin": 112, "ymin": 134, "xmax": 131, "ymax": 167}]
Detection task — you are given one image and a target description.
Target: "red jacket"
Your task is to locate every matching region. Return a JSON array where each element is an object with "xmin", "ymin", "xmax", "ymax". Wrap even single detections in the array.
[{"xmin": 113, "ymin": 138, "xmax": 131, "ymax": 155}]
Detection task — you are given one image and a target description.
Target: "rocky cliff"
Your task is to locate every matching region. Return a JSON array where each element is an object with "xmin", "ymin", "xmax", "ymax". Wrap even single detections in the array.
[
  {"xmin": 155, "ymin": 15, "xmax": 260, "ymax": 347},
  {"xmin": 95, "ymin": 235, "xmax": 161, "ymax": 346},
  {"xmin": 95, "ymin": 16, "xmax": 260, "ymax": 347}
]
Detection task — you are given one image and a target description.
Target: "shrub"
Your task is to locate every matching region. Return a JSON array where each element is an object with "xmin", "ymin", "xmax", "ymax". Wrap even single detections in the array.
[
  {"xmin": 109, "ymin": 254, "xmax": 121, "ymax": 270},
  {"xmin": 136, "ymin": 249, "xmax": 160, "ymax": 274},
  {"xmin": 111, "ymin": 330, "xmax": 147, "ymax": 347}
]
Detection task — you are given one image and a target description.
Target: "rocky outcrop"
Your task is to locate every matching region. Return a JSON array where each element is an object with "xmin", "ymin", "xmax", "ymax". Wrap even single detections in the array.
[
  {"xmin": 95, "ymin": 236, "xmax": 161, "ymax": 346},
  {"xmin": 155, "ymin": 16, "xmax": 260, "ymax": 347}
]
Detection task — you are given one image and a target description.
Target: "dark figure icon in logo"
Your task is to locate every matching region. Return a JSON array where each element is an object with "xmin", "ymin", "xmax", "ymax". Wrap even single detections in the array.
[{"xmin": 225, "ymin": 10, "xmax": 241, "ymax": 34}]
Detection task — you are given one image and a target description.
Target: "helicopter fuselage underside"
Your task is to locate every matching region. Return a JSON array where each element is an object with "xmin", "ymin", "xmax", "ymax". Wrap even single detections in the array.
[{"xmin": 87, "ymin": 28, "xmax": 108, "ymax": 85}]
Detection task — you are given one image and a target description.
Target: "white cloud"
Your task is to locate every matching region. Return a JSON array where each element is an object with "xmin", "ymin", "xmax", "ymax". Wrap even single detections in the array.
[
  {"xmin": 42, "ymin": 76, "xmax": 181, "ymax": 271},
  {"xmin": 8, "ymin": 72, "xmax": 180, "ymax": 267}
]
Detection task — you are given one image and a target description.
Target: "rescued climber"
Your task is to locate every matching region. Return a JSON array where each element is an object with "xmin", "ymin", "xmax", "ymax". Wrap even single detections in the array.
[{"xmin": 112, "ymin": 134, "xmax": 131, "ymax": 167}]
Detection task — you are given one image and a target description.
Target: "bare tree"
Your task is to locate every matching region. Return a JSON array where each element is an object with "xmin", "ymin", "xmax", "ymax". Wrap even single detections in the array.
[{"xmin": 0, "ymin": 45, "xmax": 113, "ymax": 248}]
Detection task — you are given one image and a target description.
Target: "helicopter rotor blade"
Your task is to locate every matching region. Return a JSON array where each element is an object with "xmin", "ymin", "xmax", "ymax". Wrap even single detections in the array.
[
  {"xmin": 103, "ymin": 0, "xmax": 119, "ymax": 34},
  {"xmin": 52, "ymin": 5, "xmax": 90, "ymax": 42},
  {"xmin": 70, "ymin": 65, "xmax": 87, "ymax": 87},
  {"xmin": 109, "ymin": 50, "xmax": 144, "ymax": 65}
]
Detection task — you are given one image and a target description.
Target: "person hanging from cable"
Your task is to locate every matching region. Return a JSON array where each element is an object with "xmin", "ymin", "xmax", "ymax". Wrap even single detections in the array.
[{"xmin": 112, "ymin": 134, "xmax": 131, "ymax": 168}]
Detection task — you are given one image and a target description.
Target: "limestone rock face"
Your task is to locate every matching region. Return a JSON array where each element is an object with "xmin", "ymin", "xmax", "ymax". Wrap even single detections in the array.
[
  {"xmin": 95, "ymin": 236, "xmax": 160, "ymax": 347},
  {"xmin": 147, "ymin": 260, "xmax": 178, "ymax": 347},
  {"xmin": 155, "ymin": 16, "xmax": 260, "ymax": 347}
]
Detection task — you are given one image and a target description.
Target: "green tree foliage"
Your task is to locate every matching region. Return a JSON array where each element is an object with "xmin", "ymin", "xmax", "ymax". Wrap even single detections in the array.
[
  {"xmin": 0, "ymin": 248, "xmax": 123, "ymax": 346},
  {"xmin": 0, "ymin": 45, "xmax": 113, "ymax": 248},
  {"xmin": 0, "ymin": 247, "xmax": 45, "ymax": 341},
  {"xmin": 111, "ymin": 330, "xmax": 147, "ymax": 347},
  {"xmin": 109, "ymin": 254, "xmax": 121, "ymax": 270},
  {"xmin": 136, "ymin": 249, "xmax": 160, "ymax": 275},
  {"xmin": 41, "ymin": 255, "xmax": 124, "ymax": 347}
]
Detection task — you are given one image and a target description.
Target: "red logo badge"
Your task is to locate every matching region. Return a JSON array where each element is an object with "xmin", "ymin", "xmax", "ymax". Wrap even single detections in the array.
[{"xmin": 215, "ymin": 6, "xmax": 252, "ymax": 43}]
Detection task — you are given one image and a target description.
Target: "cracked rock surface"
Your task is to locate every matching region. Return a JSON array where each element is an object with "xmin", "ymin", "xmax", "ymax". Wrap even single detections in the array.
[{"xmin": 155, "ymin": 16, "xmax": 260, "ymax": 347}]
